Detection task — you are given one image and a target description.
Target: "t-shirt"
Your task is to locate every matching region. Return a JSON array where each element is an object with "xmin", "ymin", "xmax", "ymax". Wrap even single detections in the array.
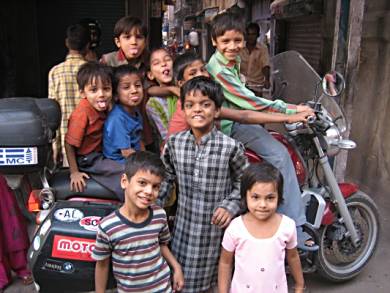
[
  {"xmin": 222, "ymin": 215, "xmax": 297, "ymax": 293},
  {"xmin": 65, "ymin": 98, "xmax": 106, "ymax": 155},
  {"xmin": 103, "ymin": 104, "xmax": 143, "ymax": 164},
  {"xmin": 92, "ymin": 205, "xmax": 172, "ymax": 293}
]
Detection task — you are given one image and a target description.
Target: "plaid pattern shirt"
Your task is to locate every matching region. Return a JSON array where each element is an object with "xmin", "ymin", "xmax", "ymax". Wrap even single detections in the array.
[
  {"xmin": 206, "ymin": 50, "xmax": 297, "ymax": 135},
  {"xmin": 48, "ymin": 54, "xmax": 86, "ymax": 164},
  {"xmin": 158, "ymin": 127, "xmax": 248, "ymax": 293}
]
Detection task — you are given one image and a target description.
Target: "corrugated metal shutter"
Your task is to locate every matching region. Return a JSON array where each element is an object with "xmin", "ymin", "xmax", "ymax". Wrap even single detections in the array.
[{"xmin": 285, "ymin": 16, "xmax": 322, "ymax": 73}]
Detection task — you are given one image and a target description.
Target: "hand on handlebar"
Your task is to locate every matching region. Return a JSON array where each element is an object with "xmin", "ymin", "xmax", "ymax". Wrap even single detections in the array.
[
  {"xmin": 70, "ymin": 171, "xmax": 90, "ymax": 192},
  {"xmin": 287, "ymin": 110, "xmax": 315, "ymax": 124}
]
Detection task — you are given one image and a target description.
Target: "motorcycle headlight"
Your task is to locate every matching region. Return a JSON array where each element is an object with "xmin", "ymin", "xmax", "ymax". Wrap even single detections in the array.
[{"xmin": 324, "ymin": 125, "xmax": 342, "ymax": 157}]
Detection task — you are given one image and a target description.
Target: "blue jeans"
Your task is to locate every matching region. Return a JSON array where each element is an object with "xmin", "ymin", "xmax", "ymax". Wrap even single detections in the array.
[{"xmin": 231, "ymin": 123, "xmax": 306, "ymax": 226}]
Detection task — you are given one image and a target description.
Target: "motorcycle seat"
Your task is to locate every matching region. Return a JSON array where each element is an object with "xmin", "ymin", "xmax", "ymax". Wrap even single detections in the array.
[{"xmin": 49, "ymin": 168, "xmax": 118, "ymax": 201}]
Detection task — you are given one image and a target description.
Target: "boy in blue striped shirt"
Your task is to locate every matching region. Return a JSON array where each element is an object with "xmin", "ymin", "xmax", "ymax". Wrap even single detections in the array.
[{"xmin": 92, "ymin": 152, "xmax": 184, "ymax": 293}]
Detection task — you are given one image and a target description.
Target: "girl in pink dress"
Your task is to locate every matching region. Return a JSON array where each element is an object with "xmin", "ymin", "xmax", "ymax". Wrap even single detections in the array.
[{"xmin": 218, "ymin": 162, "xmax": 305, "ymax": 293}]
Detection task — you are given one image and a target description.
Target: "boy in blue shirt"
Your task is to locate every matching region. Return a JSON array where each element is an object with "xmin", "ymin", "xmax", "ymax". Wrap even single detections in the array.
[{"xmin": 103, "ymin": 65, "xmax": 144, "ymax": 164}]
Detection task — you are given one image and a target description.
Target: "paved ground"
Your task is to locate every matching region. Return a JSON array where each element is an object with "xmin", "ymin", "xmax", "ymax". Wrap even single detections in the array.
[{"xmin": 5, "ymin": 191, "xmax": 389, "ymax": 293}]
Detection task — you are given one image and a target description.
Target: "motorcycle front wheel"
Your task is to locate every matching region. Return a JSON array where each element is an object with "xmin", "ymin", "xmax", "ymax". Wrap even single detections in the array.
[{"xmin": 316, "ymin": 191, "xmax": 380, "ymax": 282}]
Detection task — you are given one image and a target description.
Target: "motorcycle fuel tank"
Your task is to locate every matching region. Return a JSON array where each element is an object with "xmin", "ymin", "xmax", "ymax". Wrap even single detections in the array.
[{"xmin": 28, "ymin": 200, "xmax": 119, "ymax": 292}]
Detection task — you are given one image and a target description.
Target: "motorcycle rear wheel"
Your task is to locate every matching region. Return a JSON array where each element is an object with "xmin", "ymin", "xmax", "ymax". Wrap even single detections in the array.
[{"xmin": 316, "ymin": 191, "xmax": 380, "ymax": 282}]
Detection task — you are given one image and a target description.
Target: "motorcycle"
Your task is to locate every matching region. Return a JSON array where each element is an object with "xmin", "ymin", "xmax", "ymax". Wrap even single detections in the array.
[
  {"xmin": 0, "ymin": 51, "xmax": 379, "ymax": 291},
  {"xmin": 0, "ymin": 98, "xmax": 118, "ymax": 292},
  {"xmin": 244, "ymin": 51, "xmax": 380, "ymax": 281}
]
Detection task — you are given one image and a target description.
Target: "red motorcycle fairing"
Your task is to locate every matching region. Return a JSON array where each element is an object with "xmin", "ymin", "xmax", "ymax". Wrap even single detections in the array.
[
  {"xmin": 321, "ymin": 183, "xmax": 359, "ymax": 225},
  {"xmin": 243, "ymin": 131, "xmax": 307, "ymax": 186}
]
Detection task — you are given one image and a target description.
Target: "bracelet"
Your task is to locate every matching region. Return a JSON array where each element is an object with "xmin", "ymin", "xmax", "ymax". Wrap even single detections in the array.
[{"xmin": 293, "ymin": 285, "xmax": 307, "ymax": 290}]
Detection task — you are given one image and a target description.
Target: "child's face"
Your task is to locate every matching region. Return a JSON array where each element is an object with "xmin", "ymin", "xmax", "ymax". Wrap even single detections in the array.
[
  {"xmin": 212, "ymin": 30, "xmax": 244, "ymax": 61},
  {"xmin": 246, "ymin": 182, "xmax": 279, "ymax": 222},
  {"xmin": 120, "ymin": 170, "xmax": 162, "ymax": 210},
  {"xmin": 115, "ymin": 27, "xmax": 146, "ymax": 61},
  {"xmin": 80, "ymin": 77, "xmax": 112, "ymax": 112},
  {"xmin": 117, "ymin": 73, "xmax": 144, "ymax": 110},
  {"xmin": 183, "ymin": 90, "xmax": 220, "ymax": 135},
  {"xmin": 148, "ymin": 49, "xmax": 173, "ymax": 85},
  {"xmin": 181, "ymin": 60, "xmax": 210, "ymax": 84}
]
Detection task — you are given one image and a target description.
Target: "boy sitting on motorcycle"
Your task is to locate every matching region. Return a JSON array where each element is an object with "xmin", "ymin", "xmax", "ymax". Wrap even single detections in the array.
[
  {"xmin": 206, "ymin": 12, "xmax": 317, "ymax": 250},
  {"xmin": 64, "ymin": 62, "xmax": 124, "ymax": 200}
]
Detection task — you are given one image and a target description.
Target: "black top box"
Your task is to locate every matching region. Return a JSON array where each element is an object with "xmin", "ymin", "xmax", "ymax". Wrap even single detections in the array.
[{"xmin": 0, "ymin": 97, "xmax": 61, "ymax": 173}]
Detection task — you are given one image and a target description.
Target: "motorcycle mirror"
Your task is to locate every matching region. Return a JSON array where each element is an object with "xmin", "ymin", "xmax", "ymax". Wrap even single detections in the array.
[{"xmin": 322, "ymin": 71, "xmax": 345, "ymax": 97}]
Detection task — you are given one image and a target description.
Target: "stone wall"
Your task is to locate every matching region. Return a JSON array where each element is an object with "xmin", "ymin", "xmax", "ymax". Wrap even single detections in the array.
[{"xmin": 346, "ymin": 0, "xmax": 390, "ymax": 198}]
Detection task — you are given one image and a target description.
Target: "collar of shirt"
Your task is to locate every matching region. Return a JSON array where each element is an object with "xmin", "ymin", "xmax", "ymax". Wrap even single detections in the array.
[
  {"xmin": 215, "ymin": 50, "xmax": 241, "ymax": 69},
  {"xmin": 116, "ymin": 103, "xmax": 140, "ymax": 119},
  {"xmin": 79, "ymin": 97, "xmax": 107, "ymax": 123},
  {"xmin": 65, "ymin": 53, "xmax": 85, "ymax": 62},
  {"xmin": 188, "ymin": 126, "xmax": 218, "ymax": 146},
  {"xmin": 116, "ymin": 49, "xmax": 127, "ymax": 62}
]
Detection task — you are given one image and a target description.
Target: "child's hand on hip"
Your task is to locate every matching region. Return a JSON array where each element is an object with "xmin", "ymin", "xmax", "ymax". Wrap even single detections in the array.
[
  {"xmin": 172, "ymin": 265, "xmax": 184, "ymax": 292},
  {"xmin": 211, "ymin": 208, "xmax": 232, "ymax": 228}
]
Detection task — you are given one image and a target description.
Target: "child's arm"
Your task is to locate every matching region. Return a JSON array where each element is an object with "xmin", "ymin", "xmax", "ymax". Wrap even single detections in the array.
[
  {"xmin": 65, "ymin": 142, "xmax": 89, "ymax": 192},
  {"xmin": 220, "ymin": 107, "xmax": 314, "ymax": 124},
  {"xmin": 95, "ymin": 258, "xmax": 110, "ymax": 293},
  {"xmin": 218, "ymin": 247, "xmax": 234, "ymax": 293},
  {"xmin": 286, "ymin": 247, "xmax": 305, "ymax": 293},
  {"xmin": 213, "ymin": 143, "xmax": 248, "ymax": 228},
  {"xmin": 160, "ymin": 244, "xmax": 184, "ymax": 291},
  {"xmin": 147, "ymin": 85, "xmax": 180, "ymax": 97},
  {"xmin": 157, "ymin": 139, "xmax": 177, "ymax": 207}
]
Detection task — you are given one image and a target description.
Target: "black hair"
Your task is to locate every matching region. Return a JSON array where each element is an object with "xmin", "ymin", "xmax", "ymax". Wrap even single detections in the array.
[
  {"xmin": 173, "ymin": 52, "xmax": 202, "ymax": 82},
  {"xmin": 114, "ymin": 16, "xmax": 148, "ymax": 39},
  {"xmin": 146, "ymin": 47, "xmax": 171, "ymax": 72},
  {"xmin": 77, "ymin": 61, "xmax": 113, "ymax": 91},
  {"xmin": 210, "ymin": 12, "xmax": 245, "ymax": 41},
  {"xmin": 240, "ymin": 162, "xmax": 284, "ymax": 210},
  {"xmin": 246, "ymin": 22, "xmax": 260, "ymax": 36},
  {"xmin": 124, "ymin": 151, "xmax": 165, "ymax": 181},
  {"xmin": 180, "ymin": 76, "xmax": 224, "ymax": 109},
  {"xmin": 66, "ymin": 23, "xmax": 91, "ymax": 51},
  {"xmin": 113, "ymin": 64, "xmax": 142, "ymax": 97}
]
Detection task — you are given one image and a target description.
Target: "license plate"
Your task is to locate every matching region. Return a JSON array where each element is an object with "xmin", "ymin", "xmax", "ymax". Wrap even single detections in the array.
[{"xmin": 0, "ymin": 147, "xmax": 38, "ymax": 166}]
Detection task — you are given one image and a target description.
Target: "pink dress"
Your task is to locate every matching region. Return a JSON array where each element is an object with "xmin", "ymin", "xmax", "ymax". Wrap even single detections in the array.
[{"xmin": 222, "ymin": 215, "xmax": 297, "ymax": 293}]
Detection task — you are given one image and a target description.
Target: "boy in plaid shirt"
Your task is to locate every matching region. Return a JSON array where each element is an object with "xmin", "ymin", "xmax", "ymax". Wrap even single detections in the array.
[
  {"xmin": 49, "ymin": 23, "xmax": 91, "ymax": 167},
  {"xmin": 158, "ymin": 76, "xmax": 248, "ymax": 293}
]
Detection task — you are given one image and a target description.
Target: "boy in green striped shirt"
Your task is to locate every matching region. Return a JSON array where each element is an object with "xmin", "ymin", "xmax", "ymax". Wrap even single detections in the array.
[{"xmin": 206, "ymin": 12, "xmax": 318, "ymax": 251}]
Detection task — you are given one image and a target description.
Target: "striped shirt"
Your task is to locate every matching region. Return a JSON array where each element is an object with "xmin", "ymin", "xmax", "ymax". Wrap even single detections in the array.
[
  {"xmin": 158, "ymin": 127, "xmax": 249, "ymax": 292},
  {"xmin": 48, "ymin": 54, "xmax": 86, "ymax": 165},
  {"xmin": 92, "ymin": 205, "xmax": 172, "ymax": 293},
  {"xmin": 206, "ymin": 50, "xmax": 297, "ymax": 135}
]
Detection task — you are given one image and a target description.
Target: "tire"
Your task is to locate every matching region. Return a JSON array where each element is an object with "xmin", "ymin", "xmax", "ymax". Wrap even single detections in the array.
[{"xmin": 315, "ymin": 191, "xmax": 380, "ymax": 282}]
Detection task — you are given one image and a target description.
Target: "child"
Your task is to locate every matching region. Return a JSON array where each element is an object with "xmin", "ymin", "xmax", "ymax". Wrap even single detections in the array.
[
  {"xmin": 103, "ymin": 65, "xmax": 144, "ymax": 164},
  {"xmin": 48, "ymin": 23, "xmax": 91, "ymax": 167},
  {"xmin": 218, "ymin": 162, "xmax": 305, "ymax": 293},
  {"xmin": 92, "ymin": 151, "xmax": 184, "ymax": 293},
  {"xmin": 146, "ymin": 48, "xmax": 178, "ymax": 143},
  {"xmin": 100, "ymin": 16, "xmax": 148, "ymax": 71},
  {"xmin": 206, "ymin": 12, "xmax": 317, "ymax": 250},
  {"xmin": 100, "ymin": 16, "xmax": 154, "ymax": 149},
  {"xmin": 167, "ymin": 52, "xmax": 313, "ymax": 137},
  {"xmin": 158, "ymin": 76, "xmax": 249, "ymax": 293},
  {"xmin": 65, "ymin": 61, "xmax": 124, "ymax": 199}
]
